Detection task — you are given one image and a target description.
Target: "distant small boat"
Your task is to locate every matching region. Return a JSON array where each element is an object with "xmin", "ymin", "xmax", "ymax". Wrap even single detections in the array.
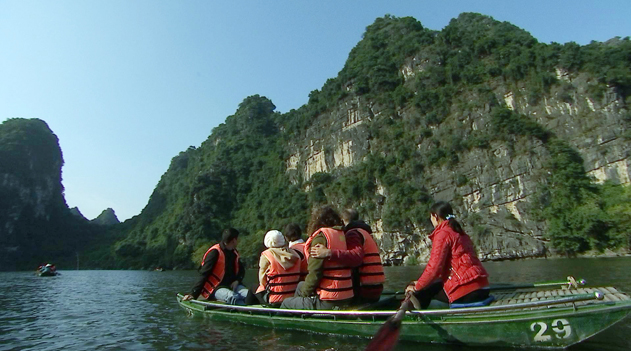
[
  {"xmin": 37, "ymin": 264, "xmax": 58, "ymax": 277},
  {"xmin": 38, "ymin": 271, "xmax": 58, "ymax": 277},
  {"xmin": 177, "ymin": 282, "xmax": 631, "ymax": 349},
  {"xmin": 154, "ymin": 267, "xmax": 164, "ymax": 272}
]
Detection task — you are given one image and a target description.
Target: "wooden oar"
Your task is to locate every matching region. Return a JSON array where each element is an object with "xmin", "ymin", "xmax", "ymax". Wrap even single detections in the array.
[
  {"xmin": 364, "ymin": 295, "xmax": 416, "ymax": 351},
  {"xmin": 365, "ymin": 276, "xmax": 584, "ymax": 351}
]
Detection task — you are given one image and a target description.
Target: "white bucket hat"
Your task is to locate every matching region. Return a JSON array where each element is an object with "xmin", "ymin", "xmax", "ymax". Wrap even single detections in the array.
[{"xmin": 264, "ymin": 230, "xmax": 286, "ymax": 248}]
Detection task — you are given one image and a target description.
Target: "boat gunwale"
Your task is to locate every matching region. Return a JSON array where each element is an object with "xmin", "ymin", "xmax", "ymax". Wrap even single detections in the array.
[
  {"xmin": 177, "ymin": 291, "xmax": 626, "ymax": 317},
  {"xmin": 181, "ymin": 300, "xmax": 631, "ymax": 324}
]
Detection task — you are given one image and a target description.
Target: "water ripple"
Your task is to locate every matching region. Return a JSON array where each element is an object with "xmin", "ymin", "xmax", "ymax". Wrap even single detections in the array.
[{"xmin": 1, "ymin": 258, "xmax": 630, "ymax": 351}]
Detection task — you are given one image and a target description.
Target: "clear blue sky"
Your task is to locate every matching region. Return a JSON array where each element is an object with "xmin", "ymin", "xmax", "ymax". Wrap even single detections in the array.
[{"xmin": 1, "ymin": 1, "xmax": 629, "ymax": 221}]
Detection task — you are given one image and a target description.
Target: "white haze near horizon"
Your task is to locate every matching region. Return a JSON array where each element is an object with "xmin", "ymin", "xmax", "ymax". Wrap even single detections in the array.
[{"xmin": 1, "ymin": 1, "xmax": 630, "ymax": 221}]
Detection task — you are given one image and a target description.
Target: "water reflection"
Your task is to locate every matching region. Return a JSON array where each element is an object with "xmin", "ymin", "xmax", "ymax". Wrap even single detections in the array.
[{"xmin": 0, "ymin": 257, "xmax": 630, "ymax": 351}]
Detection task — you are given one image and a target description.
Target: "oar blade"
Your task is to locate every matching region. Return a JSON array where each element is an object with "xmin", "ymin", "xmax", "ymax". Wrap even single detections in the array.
[
  {"xmin": 364, "ymin": 317, "xmax": 402, "ymax": 351},
  {"xmin": 365, "ymin": 298, "xmax": 413, "ymax": 351}
]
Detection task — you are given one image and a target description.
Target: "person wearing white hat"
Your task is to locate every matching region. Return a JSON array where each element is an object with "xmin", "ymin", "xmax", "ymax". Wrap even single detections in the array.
[{"xmin": 251, "ymin": 230, "xmax": 301, "ymax": 306}]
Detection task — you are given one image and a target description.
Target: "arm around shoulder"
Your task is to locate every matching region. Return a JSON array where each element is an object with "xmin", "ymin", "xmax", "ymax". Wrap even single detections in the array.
[{"xmin": 299, "ymin": 234, "xmax": 327, "ymax": 296}]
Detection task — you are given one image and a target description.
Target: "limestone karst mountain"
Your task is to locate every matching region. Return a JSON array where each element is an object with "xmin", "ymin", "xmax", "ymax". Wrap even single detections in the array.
[
  {"xmin": 2, "ymin": 13, "xmax": 630, "ymax": 270},
  {"xmin": 110, "ymin": 13, "xmax": 631, "ymax": 269}
]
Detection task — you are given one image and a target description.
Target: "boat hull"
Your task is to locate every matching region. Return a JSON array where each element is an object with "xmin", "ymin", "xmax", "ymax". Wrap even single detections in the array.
[
  {"xmin": 38, "ymin": 271, "xmax": 57, "ymax": 277},
  {"xmin": 176, "ymin": 294, "xmax": 631, "ymax": 349}
]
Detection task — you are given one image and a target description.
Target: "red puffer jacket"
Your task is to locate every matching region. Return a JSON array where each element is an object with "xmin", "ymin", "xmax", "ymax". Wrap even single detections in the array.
[{"xmin": 414, "ymin": 220, "xmax": 489, "ymax": 302}]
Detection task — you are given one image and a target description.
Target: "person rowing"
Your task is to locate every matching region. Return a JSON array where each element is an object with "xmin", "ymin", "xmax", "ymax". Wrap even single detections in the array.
[{"xmin": 405, "ymin": 201, "xmax": 490, "ymax": 308}]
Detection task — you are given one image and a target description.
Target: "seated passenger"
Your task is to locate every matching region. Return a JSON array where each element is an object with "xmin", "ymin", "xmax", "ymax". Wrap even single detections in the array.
[
  {"xmin": 280, "ymin": 206, "xmax": 354, "ymax": 310},
  {"xmin": 311, "ymin": 208, "xmax": 385, "ymax": 304},
  {"xmin": 182, "ymin": 228, "xmax": 249, "ymax": 305},
  {"xmin": 405, "ymin": 201, "xmax": 490, "ymax": 308},
  {"xmin": 284, "ymin": 223, "xmax": 308, "ymax": 280},
  {"xmin": 251, "ymin": 230, "xmax": 301, "ymax": 306}
]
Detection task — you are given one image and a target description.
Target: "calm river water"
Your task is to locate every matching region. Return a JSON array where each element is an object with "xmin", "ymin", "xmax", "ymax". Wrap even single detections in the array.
[{"xmin": 1, "ymin": 257, "xmax": 630, "ymax": 351}]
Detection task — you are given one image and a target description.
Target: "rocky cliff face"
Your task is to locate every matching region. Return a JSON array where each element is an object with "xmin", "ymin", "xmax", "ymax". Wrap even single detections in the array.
[
  {"xmin": 284, "ymin": 70, "xmax": 629, "ymax": 264},
  {"xmin": 107, "ymin": 14, "xmax": 631, "ymax": 270}
]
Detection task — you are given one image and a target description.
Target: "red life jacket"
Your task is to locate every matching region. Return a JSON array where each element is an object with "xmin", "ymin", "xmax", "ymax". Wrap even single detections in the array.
[
  {"xmin": 305, "ymin": 228, "xmax": 354, "ymax": 301},
  {"xmin": 256, "ymin": 249, "xmax": 301, "ymax": 304},
  {"xmin": 355, "ymin": 228, "xmax": 385, "ymax": 286},
  {"xmin": 200, "ymin": 244, "xmax": 240, "ymax": 299},
  {"xmin": 289, "ymin": 242, "xmax": 308, "ymax": 281}
]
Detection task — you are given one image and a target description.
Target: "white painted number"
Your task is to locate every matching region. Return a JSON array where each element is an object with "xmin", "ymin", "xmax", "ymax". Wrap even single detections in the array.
[
  {"xmin": 530, "ymin": 319, "xmax": 572, "ymax": 342},
  {"xmin": 530, "ymin": 322, "xmax": 552, "ymax": 342},
  {"xmin": 552, "ymin": 319, "xmax": 572, "ymax": 339}
]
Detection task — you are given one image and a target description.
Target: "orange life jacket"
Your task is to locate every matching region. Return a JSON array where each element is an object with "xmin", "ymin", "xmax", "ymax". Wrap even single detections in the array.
[
  {"xmin": 256, "ymin": 249, "xmax": 301, "ymax": 304},
  {"xmin": 355, "ymin": 228, "xmax": 385, "ymax": 286},
  {"xmin": 200, "ymin": 244, "xmax": 240, "ymax": 299},
  {"xmin": 305, "ymin": 228, "xmax": 354, "ymax": 301},
  {"xmin": 289, "ymin": 242, "xmax": 308, "ymax": 281}
]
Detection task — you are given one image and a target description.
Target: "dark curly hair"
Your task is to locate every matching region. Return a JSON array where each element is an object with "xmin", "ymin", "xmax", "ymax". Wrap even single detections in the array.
[{"xmin": 307, "ymin": 205, "xmax": 343, "ymax": 235}]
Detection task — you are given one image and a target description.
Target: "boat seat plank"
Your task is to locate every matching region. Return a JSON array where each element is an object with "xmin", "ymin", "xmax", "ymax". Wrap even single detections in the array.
[
  {"xmin": 487, "ymin": 286, "xmax": 631, "ymax": 309},
  {"xmin": 608, "ymin": 294, "xmax": 622, "ymax": 302}
]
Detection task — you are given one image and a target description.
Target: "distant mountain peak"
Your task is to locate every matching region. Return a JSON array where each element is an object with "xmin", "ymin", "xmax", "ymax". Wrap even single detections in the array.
[
  {"xmin": 92, "ymin": 208, "xmax": 120, "ymax": 226},
  {"xmin": 69, "ymin": 207, "xmax": 87, "ymax": 220}
]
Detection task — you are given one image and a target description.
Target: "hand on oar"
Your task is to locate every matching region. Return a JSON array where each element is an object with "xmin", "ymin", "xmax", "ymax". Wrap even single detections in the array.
[{"xmin": 364, "ymin": 293, "xmax": 417, "ymax": 351}]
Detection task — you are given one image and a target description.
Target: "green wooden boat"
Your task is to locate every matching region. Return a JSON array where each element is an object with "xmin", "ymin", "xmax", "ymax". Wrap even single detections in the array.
[{"xmin": 176, "ymin": 285, "xmax": 631, "ymax": 349}]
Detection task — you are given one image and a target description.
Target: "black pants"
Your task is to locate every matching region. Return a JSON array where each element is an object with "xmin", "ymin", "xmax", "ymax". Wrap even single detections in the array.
[
  {"xmin": 245, "ymin": 284, "xmax": 267, "ymax": 306},
  {"xmin": 413, "ymin": 281, "xmax": 489, "ymax": 309},
  {"xmin": 244, "ymin": 284, "xmax": 286, "ymax": 307}
]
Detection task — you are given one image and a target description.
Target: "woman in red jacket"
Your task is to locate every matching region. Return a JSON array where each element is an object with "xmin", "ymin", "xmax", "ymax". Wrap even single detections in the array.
[{"xmin": 406, "ymin": 201, "xmax": 490, "ymax": 308}]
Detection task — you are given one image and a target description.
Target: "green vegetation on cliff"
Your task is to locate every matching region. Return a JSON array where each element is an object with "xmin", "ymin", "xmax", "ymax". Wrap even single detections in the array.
[
  {"xmin": 106, "ymin": 13, "xmax": 631, "ymax": 268},
  {"xmin": 113, "ymin": 96, "xmax": 310, "ymax": 268},
  {"xmin": 5, "ymin": 13, "xmax": 630, "ymax": 270}
]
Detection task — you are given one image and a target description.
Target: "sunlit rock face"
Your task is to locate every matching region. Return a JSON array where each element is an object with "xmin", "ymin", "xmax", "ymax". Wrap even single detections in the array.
[{"xmin": 285, "ymin": 69, "xmax": 630, "ymax": 263}]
